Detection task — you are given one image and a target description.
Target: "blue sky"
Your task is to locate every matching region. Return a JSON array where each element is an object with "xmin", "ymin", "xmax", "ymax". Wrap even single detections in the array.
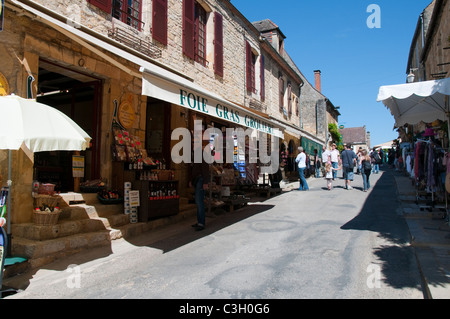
[{"xmin": 232, "ymin": 0, "xmax": 433, "ymax": 146}]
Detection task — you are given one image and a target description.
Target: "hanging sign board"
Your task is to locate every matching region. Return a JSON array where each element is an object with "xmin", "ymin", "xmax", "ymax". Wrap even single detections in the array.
[
  {"xmin": 0, "ymin": 0, "xmax": 4, "ymax": 32},
  {"xmin": 118, "ymin": 93, "xmax": 136, "ymax": 130},
  {"xmin": 72, "ymin": 155, "xmax": 85, "ymax": 178}
]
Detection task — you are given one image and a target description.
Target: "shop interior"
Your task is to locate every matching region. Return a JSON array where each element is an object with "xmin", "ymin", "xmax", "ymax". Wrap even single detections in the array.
[{"xmin": 35, "ymin": 60, "xmax": 102, "ymax": 192}]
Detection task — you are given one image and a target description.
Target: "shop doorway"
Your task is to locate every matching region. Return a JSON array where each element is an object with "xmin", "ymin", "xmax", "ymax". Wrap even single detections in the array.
[
  {"xmin": 35, "ymin": 60, "xmax": 102, "ymax": 192},
  {"xmin": 146, "ymin": 98, "xmax": 172, "ymax": 168}
]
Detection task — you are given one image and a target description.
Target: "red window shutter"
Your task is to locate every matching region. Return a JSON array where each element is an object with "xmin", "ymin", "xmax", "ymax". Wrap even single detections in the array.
[
  {"xmin": 153, "ymin": 0, "xmax": 168, "ymax": 45},
  {"xmin": 246, "ymin": 41, "xmax": 252, "ymax": 92},
  {"xmin": 214, "ymin": 12, "xmax": 224, "ymax": 77},
  {"xmin": 279, "ymin": 76, "xmax": 284, "ymax": 112},
  {"xmin": 87, "ymin": 0, "xmax": 112, "ymax": 13},
  {"xmin": 183, "ymin": 0, "xmax": 195, "ymax": 60},
  {"xmin": 287, "ymin": 83, "xmax": 292, "ymax": 116},
  {"xmin": 260, "ymin": 55, "xmax": 265, "ymax": 101}
]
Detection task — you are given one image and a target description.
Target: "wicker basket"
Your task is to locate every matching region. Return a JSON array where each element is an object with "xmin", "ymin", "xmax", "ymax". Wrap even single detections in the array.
[
  {"xmin": 33, "ymin": 194, "xmax": 61, "ymax": 209},
  {"xmin": 33, "ymin": 209, "xmax": 61, "ymax": 226}
]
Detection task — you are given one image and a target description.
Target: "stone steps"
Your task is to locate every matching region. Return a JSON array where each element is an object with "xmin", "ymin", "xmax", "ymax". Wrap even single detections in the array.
[
  {"xmin": 11, "ymin": 230, "xmax": 112, "ymax": 270},
  {"xmin": 7, "ymin": 194, "xmax": 198, "ymax": 274}
]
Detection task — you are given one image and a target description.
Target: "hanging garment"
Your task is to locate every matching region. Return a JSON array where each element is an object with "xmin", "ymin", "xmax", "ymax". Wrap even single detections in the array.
[
  {"xmin": 426, "ymin": 143, "xmax": 436, "ymax": 192},
  {"xmin": 406, "ymin": 154, "xmax": 412, "ymax": 174},
  {"xmin": 414, "ymin": 142, "xmax": 420, "ymax": 181}
]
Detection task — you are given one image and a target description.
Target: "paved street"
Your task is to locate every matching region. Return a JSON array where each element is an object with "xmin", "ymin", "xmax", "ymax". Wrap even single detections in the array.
[{"xmin": 6, "ymin": 169, "xmax": 425, "ymax": 299}]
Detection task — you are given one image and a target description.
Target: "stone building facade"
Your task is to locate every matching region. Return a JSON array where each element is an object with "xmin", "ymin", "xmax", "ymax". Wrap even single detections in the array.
[
  {"xmin": 421, "ymin": 0, "xmax": 450, "ymax": 81},
  {"xmin": 405, "ymin": 0, "xmax": 449, "ymax": 137},
  {"xmin": 0, "ymin": 0, "xmax": 337, "ymax": 230},
  {"xmin": 407, "ymin": 0, "xmax": 449, "ymax": 81}
]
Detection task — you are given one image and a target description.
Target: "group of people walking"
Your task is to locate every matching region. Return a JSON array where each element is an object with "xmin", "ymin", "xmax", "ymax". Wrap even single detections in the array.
[{"xmin": 295, "ymin": 143, "xmax": 384, "ymax": 192}]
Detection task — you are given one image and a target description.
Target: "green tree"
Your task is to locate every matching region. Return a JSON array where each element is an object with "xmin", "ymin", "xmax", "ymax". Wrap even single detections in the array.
[{"xmin": 328, "ymin": 123, "xmax": 343, "ymax": 151}]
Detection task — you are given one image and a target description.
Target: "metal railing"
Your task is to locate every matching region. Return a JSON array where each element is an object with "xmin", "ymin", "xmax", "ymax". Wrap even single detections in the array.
[{"xmin": 108, "ymin": 27, "xmax": 162, "ymax": 59}]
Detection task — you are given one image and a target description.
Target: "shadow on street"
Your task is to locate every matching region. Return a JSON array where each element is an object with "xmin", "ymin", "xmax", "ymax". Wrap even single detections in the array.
[
  {"xmin": 126, "ymin": 203, "xmax": 275, "ymax": 253},
  {"xmin": 4, "ymin": 198, "xmax": 276, "ymax": 293},
  {"xmin": 341, "ymin": 167, "xmax": 429, "ymax": 294}
]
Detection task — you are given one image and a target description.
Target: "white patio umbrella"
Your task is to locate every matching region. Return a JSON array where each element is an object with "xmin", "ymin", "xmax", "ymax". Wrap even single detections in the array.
[
  {"xmin": 0, "ymin": 95, "xmax": 91, "ymax": 255},
  {"xmin": 0, "ymin": 95, "xmax": 91, "ymax": 152},
  {"xmin": 377, "ymin": 77, "xmax": 450, "ymax": 138}
]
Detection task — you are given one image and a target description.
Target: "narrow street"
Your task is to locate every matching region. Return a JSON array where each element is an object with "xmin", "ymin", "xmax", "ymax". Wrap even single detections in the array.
[{"xmin": 5, "ymin": 168, "xmax": 425, "ymax": 300}]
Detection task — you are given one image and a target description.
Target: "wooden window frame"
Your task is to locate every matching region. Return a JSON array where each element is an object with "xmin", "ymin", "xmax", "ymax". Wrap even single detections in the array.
[
  {"xmin": 112, "ymin": 0, "xmax": 143, "ymax": 31},
  {"xmin": 194, "ymin": 3, "xmax": 207, "ymax": 67}
]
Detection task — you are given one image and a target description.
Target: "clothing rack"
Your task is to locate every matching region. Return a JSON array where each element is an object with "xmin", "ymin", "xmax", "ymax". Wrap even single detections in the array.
[{"xmin": 413, "ymin": 139, "xmax": 448, "ymax": 213}]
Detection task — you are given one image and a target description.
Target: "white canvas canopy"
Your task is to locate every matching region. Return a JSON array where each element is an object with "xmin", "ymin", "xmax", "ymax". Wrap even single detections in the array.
[
  {"xmin": 377, "ymin": 77, "xmax": 450, "ymax": 128},
  {"xmin": 0, "ymin": 95, "xmax": 91, "ymax": 153},
  {"xmin": 0, "ymin": 95, "xmax": 91, "ymax": 254}
]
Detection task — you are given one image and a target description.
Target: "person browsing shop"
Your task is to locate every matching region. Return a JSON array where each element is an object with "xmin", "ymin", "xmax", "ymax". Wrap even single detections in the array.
[{"xmin": 191, "ymin": 146, "xmax": 210, "ymax": 231}]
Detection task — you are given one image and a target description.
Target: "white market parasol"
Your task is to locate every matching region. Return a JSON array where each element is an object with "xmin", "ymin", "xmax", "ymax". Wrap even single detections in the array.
[
  {"xmin": 0, "ymin": 94, "xmax": 91, "ymax": 255},
  {"xmin": 377, "ymin": 77, "xmax": 450, "ymax": 131}
]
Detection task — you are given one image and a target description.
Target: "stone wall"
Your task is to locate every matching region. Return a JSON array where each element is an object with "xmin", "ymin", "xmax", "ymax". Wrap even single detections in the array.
[
  {"xmin": 423, "ymin": 0, "xmax": 450, "ymax": 80},
  {"xmin": 0, "ymin": 6, "xmax": 147, "ymax": 223}
]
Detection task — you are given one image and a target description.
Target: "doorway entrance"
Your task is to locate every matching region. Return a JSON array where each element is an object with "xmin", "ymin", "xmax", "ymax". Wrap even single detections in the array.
[
  {"xmin": 35, "ymin": 60, "xmax": 102, "ymax": 192},
  {"xmin": 146, "ymin": 98, "xmax": 172, "ymax": 168}
]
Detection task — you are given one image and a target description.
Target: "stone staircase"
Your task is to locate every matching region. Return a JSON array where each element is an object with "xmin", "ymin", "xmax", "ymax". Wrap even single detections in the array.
[{"xmin": 8, "ymin": 193, "xmax": 197, "ymax": 273}]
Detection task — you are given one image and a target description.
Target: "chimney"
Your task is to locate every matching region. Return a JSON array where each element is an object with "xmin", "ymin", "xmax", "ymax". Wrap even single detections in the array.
[{"xmin": 314, "ymin": 70, "xmax": 321, "ymax": 92}]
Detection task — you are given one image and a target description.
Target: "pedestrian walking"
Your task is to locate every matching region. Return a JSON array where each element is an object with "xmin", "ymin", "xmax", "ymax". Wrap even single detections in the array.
[
  {"xmin": 325, "ymin": 161, "xmax": 341, "ymax": 190},
  {"xmin": 340, "ymin": 144, "xmax": 357, "ymax": 190},
  {"xmin": 370, "ymin": 147, "xmax": 381, "ymax": 174},
  {"xmin": 330, "ymin": 143, "xmax": 340, "ymax": 180},
  {"xmin": 321, "ymin": 146, "xmax": 331, "ymax": 177},
  {"xmin": 356, "ymin": 147, "xmax": 363, "ymax": 174},
  {"xmin": 295, "ymin": 147, "xmax": 309, "ymax": 191},
  {"xmin": 359, "ymin": 149, "xmax": 372, "ymax": 192}
]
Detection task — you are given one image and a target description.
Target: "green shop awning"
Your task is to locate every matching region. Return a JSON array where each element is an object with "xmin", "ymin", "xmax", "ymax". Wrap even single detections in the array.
[{"xmin": 301, "ymin": 137, "xmax": 323, "ymax": 156}]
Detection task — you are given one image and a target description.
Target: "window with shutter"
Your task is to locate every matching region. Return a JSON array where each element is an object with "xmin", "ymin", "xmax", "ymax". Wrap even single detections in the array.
[
  {"xmin": 287, "ymin": 83, "xmax": 292, "ymax": 116},
  {"xmin": 183, "ymin": 0, "xmax": 195, "ymax": 60},
  {"xmin": 260, "ymin": 55, "xmax": 265, "ymax": 101},
  {"xmin": 194, "ymin": 4, "xmax": 207, "ymax": 66},
  {"xmin": 214, "ymin": 12, "xmax": 223, "ymax": 77},
  {"xmin": 111, "ymin": 0, "xmax": 143, "ymax": 30},
  {"xmin": 153, "ymin": 0, "xmax": 167, "ymax": 45},
  {"xmin": 279, "ymin": 76, "xmax": 285, "ymax": 112},
  {"xmin": 246, "ymin": 41, "xmax": 256, "ymax": 93},
  {"xmin": 87, "ymin": 0, "xmax": 112, "ymax": 13}
]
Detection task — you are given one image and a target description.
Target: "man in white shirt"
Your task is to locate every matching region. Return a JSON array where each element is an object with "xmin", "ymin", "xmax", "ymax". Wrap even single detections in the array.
[
  {"xmin": 330, "ymin": 143, "xmax": 340, "ymax": 180},
  {"xmin": 295, "ymin": 147, "xmax": 309, "ymax": 191}
]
